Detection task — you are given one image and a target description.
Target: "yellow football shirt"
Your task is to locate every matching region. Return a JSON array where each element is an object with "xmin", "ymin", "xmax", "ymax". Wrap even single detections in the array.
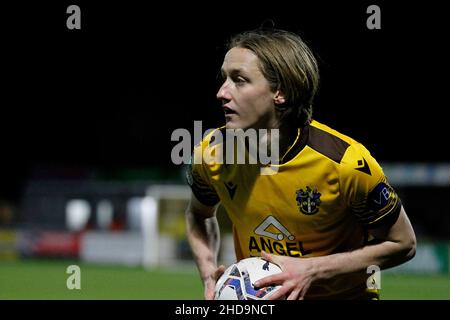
[{"xmin": 187, "ymin": 120, "xmax": 400, "ymax": 299}]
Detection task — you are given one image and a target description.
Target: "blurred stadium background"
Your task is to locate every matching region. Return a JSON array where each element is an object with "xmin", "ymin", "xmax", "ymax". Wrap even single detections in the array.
[
  {"xmin": 1, "ymin": 166, "xmax": 450, "ymax": 300},
  {"xmin": 1, "ymin": 1, "xmax": 449, "ymax": 299}
]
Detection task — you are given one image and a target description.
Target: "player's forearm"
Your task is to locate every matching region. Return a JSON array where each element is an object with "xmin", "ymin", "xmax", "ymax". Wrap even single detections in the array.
[
  {"xmin": 312, "ymin": 207, "xmax": 416, "ymax": 280},
  {"xmin": 185, "ymin": 210, "xmax": 221, "ymax": 281},
  {"xmin": 312, "ymin": 239, "xmax": 416, "ymax": 280}
]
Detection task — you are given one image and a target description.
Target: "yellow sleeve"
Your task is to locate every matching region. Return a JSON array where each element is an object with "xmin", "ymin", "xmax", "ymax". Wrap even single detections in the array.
[
  {"xmin": 185, "ymin": 140, "xmax": 220, "ymax": 206},
  {"xmin": 340, "ymin": 143, "xmax": 401, "ymax": 229}
]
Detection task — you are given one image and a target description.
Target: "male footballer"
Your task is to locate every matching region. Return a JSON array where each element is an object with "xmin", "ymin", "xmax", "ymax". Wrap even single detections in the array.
[{"xmin": 185, "ymin": 28, "xmax": 416, "ymax": 300}]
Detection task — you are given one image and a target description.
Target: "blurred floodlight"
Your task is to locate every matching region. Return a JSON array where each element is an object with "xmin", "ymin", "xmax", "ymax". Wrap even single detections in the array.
[
  {"xmin": 97, "ymin": 200, "xmax": 113, "ymax": 230},
  {"xmin": 66, "ymin": 199, "xmax": 91, "ymax": 232},
  {"xmin": 141, "ymin": 196, "xmax": 158, "ymax": 268},
  {"xmin": 127, "ymin": 197, "xmax": 143, "ymax": 230}
]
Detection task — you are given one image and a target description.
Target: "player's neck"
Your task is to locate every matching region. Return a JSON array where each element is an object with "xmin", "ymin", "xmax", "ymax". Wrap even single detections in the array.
[
  {"xmin": 261, "ymin": 125, "xmax": 299, "ymax": 163},
  {"xmin": 278, "ymin": 125, "xmax": 301, "ymax": 162}
]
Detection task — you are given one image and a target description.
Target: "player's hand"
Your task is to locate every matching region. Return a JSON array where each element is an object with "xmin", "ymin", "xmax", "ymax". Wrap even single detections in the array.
[
  {"xmin": 255, "ymin": 251, "xmax": 317, "ymax": 300},
  {"xmin": 203, "ymin": 265, "xmax": 226, "ymax": 300}
]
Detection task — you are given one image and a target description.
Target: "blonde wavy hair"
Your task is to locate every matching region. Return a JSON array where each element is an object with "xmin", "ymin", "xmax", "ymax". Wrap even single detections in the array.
[{"xmin": 228, "ymin": 29, "xmax": 320, "ymax": 126}]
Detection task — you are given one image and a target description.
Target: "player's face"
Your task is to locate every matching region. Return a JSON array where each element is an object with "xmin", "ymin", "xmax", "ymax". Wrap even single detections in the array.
[{"xmin": 217, "ymin": 47, "xmax": 280, "ymax": 130}]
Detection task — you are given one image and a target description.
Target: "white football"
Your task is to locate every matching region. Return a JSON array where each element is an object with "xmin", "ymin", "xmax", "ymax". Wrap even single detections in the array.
[{"xmin": 214, "ymin": 257, "xmax": 283, "ymax": 300}]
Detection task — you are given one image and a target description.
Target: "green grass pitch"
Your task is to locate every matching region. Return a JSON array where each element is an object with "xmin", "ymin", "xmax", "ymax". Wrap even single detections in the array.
[{"xmin": 0, "ymin": 260, "xmax": 449, "ymax": 299}]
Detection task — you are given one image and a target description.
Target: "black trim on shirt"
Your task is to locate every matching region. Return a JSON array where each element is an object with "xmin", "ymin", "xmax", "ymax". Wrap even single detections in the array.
[
  {"xmin": 307, "ymin": 125, "xmax": 350, "ymax": 164},
  {"xmin": 186, "ymin": 165, "xmax": 220, "ymax": 206},
  {"xmin": 365, "ymin": 200, "xmax": 402, "ymax": 230},
  {"xmin": 280, "ymin": 124, "xmax": 310, "ymax": 164}
]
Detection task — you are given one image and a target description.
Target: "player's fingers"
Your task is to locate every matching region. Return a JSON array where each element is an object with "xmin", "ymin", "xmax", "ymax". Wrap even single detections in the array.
[
  {"xmin": 266, "ymin": 285, "xmax": 290, "ymax": 300},
  {"xmin": 261, "ymin": 250, "xmax": 283, "ymax": 268},
  {"xmin": 205, "ymin": 268, "xmax": 223, "ymax": 300},
  {"xmin": 204, "ymin": 285, "xmax": 215, "ymax": 300},
  {"xmin": 260, "ymin": 250, "xmax": 272, "ymax": 263},
  {"xmin": 254, "ymin": 272, "xmax": 285, "ymax": 288},
  {"xmin": 297, "ymin": 284, "xmax": 310, "ymax": 300},
  {"xmin": 214, "ymin": 265, "xmax": 226, "ymax": 280},
  {"xmin": 287, "ymin": 288, "xmax": 301, "ymax": 300}
]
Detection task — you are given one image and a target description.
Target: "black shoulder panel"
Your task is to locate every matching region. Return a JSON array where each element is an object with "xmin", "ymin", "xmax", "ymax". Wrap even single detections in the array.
[{"xmin": 307, "ymin": 125, "xmax": 350, "ymax": 163}]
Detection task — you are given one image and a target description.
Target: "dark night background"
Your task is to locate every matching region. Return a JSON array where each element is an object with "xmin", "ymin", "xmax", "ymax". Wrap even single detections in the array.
[{"xmin": 1, "ymin": 1, "xmax": 448, "ymax": 206}]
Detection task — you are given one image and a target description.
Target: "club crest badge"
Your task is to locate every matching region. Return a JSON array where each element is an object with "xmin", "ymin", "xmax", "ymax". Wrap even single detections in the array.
[{"xmin": 296, "ymin": 186, "xmax": 321, "ymax": 215}]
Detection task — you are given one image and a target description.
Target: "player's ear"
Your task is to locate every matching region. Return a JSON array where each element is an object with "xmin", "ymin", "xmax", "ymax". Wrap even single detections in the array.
[{"xmin": 273, "ymin": 90, "xmax": 286, "ymax": 105}]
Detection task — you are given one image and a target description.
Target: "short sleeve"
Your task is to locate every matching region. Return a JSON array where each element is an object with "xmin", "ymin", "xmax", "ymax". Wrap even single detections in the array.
[
  {"xmin": 340, "ymin": 143, "xmax": 401, "ymax": 229},
  {"xmin": 185, "ymin": 142, "xmax": 220, "ymax": 207}
]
